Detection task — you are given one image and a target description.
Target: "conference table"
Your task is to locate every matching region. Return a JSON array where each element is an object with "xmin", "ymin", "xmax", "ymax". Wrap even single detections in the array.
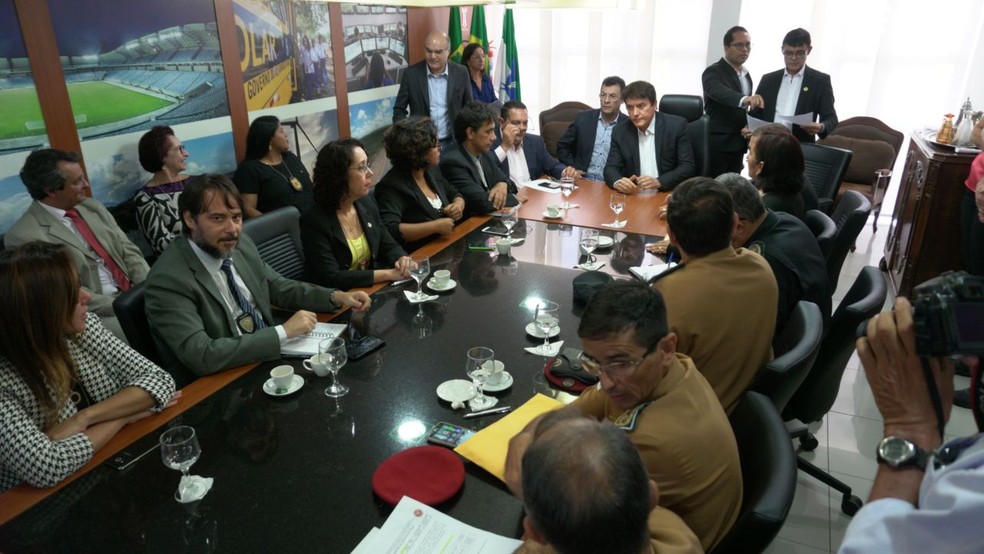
[{"xmin": 0, "ymin": 181, "xmax": 668, "ymax": 553}]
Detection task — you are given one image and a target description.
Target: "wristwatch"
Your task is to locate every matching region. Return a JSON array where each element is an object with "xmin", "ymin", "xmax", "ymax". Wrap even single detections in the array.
[{"xmin": 876, "ymin": 436, "xmax": 929, "ymax": 470}]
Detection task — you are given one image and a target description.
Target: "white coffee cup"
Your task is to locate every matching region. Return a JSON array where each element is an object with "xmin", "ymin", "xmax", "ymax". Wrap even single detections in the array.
[
  {"xmin": 495, "ymin": 238, "xmax": 512, "ymax": 256},
  {"xmin": 270, "ymin": 365, "xmax": 294, "ymax": 391},
  {"xmin": 546, "ymin": 204, "xmax": 562, "ymax": 217},
  {"xmin": 433, "ymin": 269, "xmax": 451, "ymax": 287},
  {"xmin": 483, "ymin": 359, "xmax": 505, "ymax": 385},
  {"xmin": 303, "ymin": 354, "xmax": 331, "ymax": 377}
]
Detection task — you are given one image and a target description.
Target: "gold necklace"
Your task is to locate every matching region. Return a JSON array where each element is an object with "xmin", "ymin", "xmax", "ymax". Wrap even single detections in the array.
[{"xmin": 264, "ymin": 157, "xmax": 303, "ymax": 191}]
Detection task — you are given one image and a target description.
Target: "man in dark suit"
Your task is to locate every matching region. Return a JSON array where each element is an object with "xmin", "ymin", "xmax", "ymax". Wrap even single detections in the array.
[
  {"xmin": 556, "ymin": 76, "xmax": 627, "ymax": 181},
  {"xmin": 440, "ymin": 101, "xmax": 521, "ymax": 216},
  {"xmin": 144, "ymin": 175, "xmax": 371, "ymax": 386},
  {"xmin": 604, "ymin": 81, "xmax": 695, "ymax": 193},
  {"xmin": 702, "ymin": 26, "xmax": 764, "ymax": 175},
  {"xmin": 5, "ymin": 149, "xmax": 149, "ymax": 340},
  {"xmin": 492, "ymin": 100, "xmax": 576, "ymax": 184},
  {"xmin": 749, "ymin": 28, "xmax": 837, "ymax": 144},
  {"xmin": 392, "ymin": 30, "xmax": 472, "ymax": 151}
]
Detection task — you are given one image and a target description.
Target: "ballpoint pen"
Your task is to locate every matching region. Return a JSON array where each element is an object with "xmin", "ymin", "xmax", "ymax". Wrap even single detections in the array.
[
  {"xmin": 463, "ymin": 406, "xmax": 513, "ymax": 419},
  {"xmin": 391, "ymin": 278, "xmax": 413, "ymax": 286}
]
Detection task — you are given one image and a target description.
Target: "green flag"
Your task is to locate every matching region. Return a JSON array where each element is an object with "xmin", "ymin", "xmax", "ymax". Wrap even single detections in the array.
[
  {"xmin": 448, "ymin": 7, "xmax": 463, "ymax": 63},
  {"xmin": 468, "ymin": 6, "xmax": 489, "ymax": 73},
  {"xmin": 494, "ymin": 8, "xmax": 521, "ymax": 102}
]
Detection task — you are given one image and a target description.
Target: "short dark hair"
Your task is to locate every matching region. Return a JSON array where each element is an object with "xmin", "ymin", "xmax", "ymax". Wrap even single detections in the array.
[
  {"xmin": 138, "ymin": 125, "xmax": 176, "ymax": 173},
  {"xmin": 20, "ymin": 149, "xmax": 81, "ymax": 200},
  {"xmin": 312, "ymin": 138, "xmax": 365, "ymax": 213},
  {"xmin": 578, "ymin": 280, "xmax": 669, "ymax": 349},
  {"xmin": 179, "ymin": 174, "xmax": 244, "ymax": 235},
  {"xmin": 383, "ymin": 117, "xmax": 438, "ymax": 171},
  {"xmin": 751, "ymin": 128, "xmax": 805, "ymax": 195},
  {"xmin": 666, "ymin": 176, "xmax": 735, "ymax": 257},
  {"xmin": 243, "ymin": 115, "xmax": 281, "ymax": 161},
  {"xmin": 462, "ymin": 42, "xmax": 484, "ymax": 69},
  {"xmin": 621, "ymin": 80, "xmax": 656, "ymax": 105},
  {"xmin": 719, "ymin": 172, "xmax": 765, "ymax": 220},
  {"xmin": 724, "ymin": 25, "xmax": 748, "ymax": 46},
  {"xmin": 500, "ymin": 100, "xmax": 527, "ymax": 120},
  {"xmin": 522, "ymin": 410, "xmax": 651, "ymax": 554},
  {"xmin": 367, "ymin": 52, "xmax": 388, "ymax": 87},
  {"xmin": 600, "ymin": 76, "xmax": 626, "ymax": 92},
  {"xmin": 454, "ymin": 101, "xmax": 495, "ymax": 144},
  {"xmin": 783, "ymin": 27, "xmax": 811, "ymax": 48}
]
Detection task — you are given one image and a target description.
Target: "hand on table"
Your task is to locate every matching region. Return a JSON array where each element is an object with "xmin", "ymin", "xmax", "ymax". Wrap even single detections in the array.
[
  {"xmin": 613, "ymin": 177, "xmax": 639, "ymax": 194},
  {"xmin": 335, "ymin": 291, "xmax": 372, "ymax": 312},
  {"xmin": 561, "ymin": 166, "xmax": 583, "ymax": 179},
  {"xmin": 442, "ymin": 198, "xmax": 465, "ymax": 220},
  {"xmin": 646, "ymin": 237, "xmax": 670, "ymax": 255},
  {"xmin": 283, "ymin": 310, "xmax": 318, "ymax": 338},
  {"xmin": 636, "ymin": 175, "xmax": 660, "ymax": 191},
  {"xmin": 393, "ymin": 256, "xmax": 414, "ymax": 279},
  {"xmin": 489, "ymin": 182, "xmax": 509, "ymax": 209}
]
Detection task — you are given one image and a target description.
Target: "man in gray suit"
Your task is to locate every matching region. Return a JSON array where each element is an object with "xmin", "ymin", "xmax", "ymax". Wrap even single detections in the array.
[
  {"xmin": 392, "ymin": 30, "xmax": 472, "ymax": 151},
  {"xmin": 144, "ymin": 175, "xmax": 371, "ymax": 386},
  {"xmin": 5, "ymin": 149, "xmax": 149, "ymax": 339}
]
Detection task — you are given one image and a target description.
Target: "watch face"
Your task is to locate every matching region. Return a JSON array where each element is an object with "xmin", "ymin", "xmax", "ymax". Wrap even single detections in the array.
[{"xmin": 879, "ymin": 437, "xmax": 915, "ymax": 464}]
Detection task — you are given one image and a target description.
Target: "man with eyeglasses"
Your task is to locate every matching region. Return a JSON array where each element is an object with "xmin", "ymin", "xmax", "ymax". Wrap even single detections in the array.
[
  {"xmin": 749, "ymin": 28, "xmax": 838, "ymax": 143},
  {"xmin": 392, "ymin": 30, "xmax": 472, "ymax": 153},
  {"xmin": 702, "ymin": 26, "xmax": 764, "ymax": 176},
  {"xmin": 558, "ymin": 279, "xmax": 742, "ymax": 551},
  {"xmin": 556, "ymin": 76, "xmax": 628, "ymax": 182},
  {"xmin": 493, "ymin": 100, "xmax": 579, "ymax": 185}
]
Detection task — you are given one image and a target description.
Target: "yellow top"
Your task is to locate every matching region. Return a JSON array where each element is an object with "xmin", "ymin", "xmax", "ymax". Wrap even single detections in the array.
[{"xmin": 347, "ymin": 234, "xmax": 370, "ymax": 270}]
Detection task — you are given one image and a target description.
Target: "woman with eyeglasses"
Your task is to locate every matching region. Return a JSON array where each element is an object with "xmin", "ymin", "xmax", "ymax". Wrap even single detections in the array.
[
  {"xmin": 134, "ymin": 125, "xmax": 190, "ymax": 255},
  {"xmin": 233, "ymin": 115, "xmax": 315, "ymax": 218},
  {"xmin": 299, "ymin": 139, "xmax": 412, "ymax": 289},
  {"xmin": 374, "ymin": 117, "xmax": 465, "ymax": 252}
]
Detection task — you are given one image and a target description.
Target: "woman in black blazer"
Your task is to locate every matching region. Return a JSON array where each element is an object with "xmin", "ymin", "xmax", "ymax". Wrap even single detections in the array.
[
  {"xmin": 747, "ymin": 124, "xmax": 816, "ymax": 221},
  {"xmin": 375, "ymin": 118, "xmax": 465, "ymax": 252},
  {"xmin": 300, "ymin": 139, "xmax": 411, "ymax": 289}
]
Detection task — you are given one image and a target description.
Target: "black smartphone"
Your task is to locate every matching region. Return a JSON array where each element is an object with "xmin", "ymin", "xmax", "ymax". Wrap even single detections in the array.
[
  {"xmin": 426, "ymin": 422, "xmax": 475, "ymax": 448},
  {"xmin": 347, "ymin": 335, "xmax": 385, "ymax": 360}
]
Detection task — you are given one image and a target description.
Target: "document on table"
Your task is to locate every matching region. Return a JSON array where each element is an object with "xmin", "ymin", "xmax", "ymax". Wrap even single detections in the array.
[
  {"xmin": 281, "ymin": 322, "xmax": 347, "ymax": 357},
  {"xmin": 527, "ymin": 178, "xmax": 562, "ymax": 193},
  {"xmin": 351, "ymin": 496, "xmax": 523, "ymax": 554},
  {"xmin": 629, "ymin": 262, "xmax": 677, "ymax": 282}
]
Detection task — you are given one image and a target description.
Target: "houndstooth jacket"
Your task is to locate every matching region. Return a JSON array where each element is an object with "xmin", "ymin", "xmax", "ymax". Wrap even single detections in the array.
[{"xmin": 0, "ymin": 313, "xmax": 174, "ymax": 492}]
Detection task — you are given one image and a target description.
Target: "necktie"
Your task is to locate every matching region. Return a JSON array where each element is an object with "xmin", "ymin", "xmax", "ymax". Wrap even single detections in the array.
[
  {"xmin": 65, "ymin": 208, "xmax": 131, "ymax": 292},
  {"xmin": 474, "ymin": 157, "xmax": 489, "ymax": 190},
  {"xmin": 220, "ymin": 258, "xmax": 267, "ymax": 332}
]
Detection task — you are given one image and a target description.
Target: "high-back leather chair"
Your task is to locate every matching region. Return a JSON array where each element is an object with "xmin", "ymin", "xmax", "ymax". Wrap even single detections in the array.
[
  {"xmin": 828, "ymin": 116, "xmax": 905, "ymax": 167},
  {"xmin": 241, "ymin": 206, "xmax": 304, "ymax": 280},
  {"xmin": 783, "ymin": 266, "xmax": 887, "ymax": 516},
  {"xmin": 804, "ymin": 209, "xmax": 836, "ymax": 260},
  {"xmin": 801, "ymin": 143, "xmax": 853, "ymax": 213},
  {"xmin": 751, "ymin": 301, "xmax": 824, "ymax": 414},
  {"xmin": 709, "ymin": 391, "xmax": 796, "ymax": 554},
  {"xmin": 538, "ymin": 101, "xmax": 591, "ymax": 158},
  {"xmin": 659, "ymin": 94, "xmax": 710, "ymax": 177},
  {"xmin": 826, "ymin": 191, "xmax": 872, "ymax": 292},
  {"xmin": 113, "ymin": 282, "xmax": 160, "ymax": 366}
]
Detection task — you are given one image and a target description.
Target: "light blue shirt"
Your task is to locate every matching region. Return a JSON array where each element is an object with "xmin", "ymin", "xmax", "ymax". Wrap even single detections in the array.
[
  {"xmin": 427, "ymin": 64, "xmax": 451, "ymax": 139},
  {"xmin": 587, "ymin": 113, "xmax": 623, "ymax": 181}
]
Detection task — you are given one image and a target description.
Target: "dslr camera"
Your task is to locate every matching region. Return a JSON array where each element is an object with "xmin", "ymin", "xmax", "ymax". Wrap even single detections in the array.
[{"xmin": 912, "ymin": 271, "xmax": 984, "ymax": 356}]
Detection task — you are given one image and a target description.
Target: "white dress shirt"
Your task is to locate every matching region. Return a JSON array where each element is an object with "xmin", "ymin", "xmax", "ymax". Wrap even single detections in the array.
[
  {"xmin": 495, "ymin": 141, "xmax": 532, "ymax": 185},
  {"xmin": 637, "ymin": 117, "xmax": 660, "ymax": 179},
  {"xmin": 776, "ymin": 68, "xmax": 805, "ymax": 117}
]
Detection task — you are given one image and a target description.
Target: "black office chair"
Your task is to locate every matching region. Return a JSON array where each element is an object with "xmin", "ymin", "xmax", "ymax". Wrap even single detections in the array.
[
  {"xmin": 710, "ymin": 392, "xmax": 797, "ymax": 554},
  {"xmin": 801, "ymin": 143, "xmax": 852, "ymax": 213},
  {"xmin": 804, "ymin": 209, "xmax": 836, "ymax": 260},
  {"xmin": 826, "ymin": 191, "xmax": 872, "ymax": 292},
  {"xmin": 783, "ymin": 266, "xmax": 887, "ymax": 516},
  {"xmin": 752, "ymin": 301, "xmax": 824, "ymax": 414},
  {"xmin": 242, "ymin": 206, "xmax": 305, "ymax": 279},
  {"xmin": 659, "ymin": 94, "xmax": 710, "ymax": 177},
  {"xmin": 112, "ymin": 282, "xmax": 160, "ymax": 365}
]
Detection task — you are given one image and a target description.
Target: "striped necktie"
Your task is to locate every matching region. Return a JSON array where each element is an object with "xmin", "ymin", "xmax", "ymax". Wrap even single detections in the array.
[{"xmin": 220, "ymin": 258, "xmax": 267, "ymax": 332}]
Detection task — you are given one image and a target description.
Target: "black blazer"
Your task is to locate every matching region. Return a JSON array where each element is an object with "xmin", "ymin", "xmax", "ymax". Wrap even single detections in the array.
[
  {"xmin": 299, "ymin": 196, "xmax": 406, "ymax": 289},
  {"xmin": 749, "ymin": 65, "xmax": 837, "ymax": 143},
  {"xmin": 702, "ymin": 58, "xmax": 754, "ymax": 153},
  {"xmin": 556, "ymin": 109, "xmax": 628, "ymax": 171},
  {"xmin": 375, "ymin": 166, "xmax": 461, "ymax": 252},
  {"xmin": 492, "ymin": 132, "xmax": 566, "ymax": 180},
  {"xmin": 392, "ymin": 60, "xmax": 472, "ymax": 137},
  {"xmin": 603, "ymin": 114, "xmax": 696, "ymax": 191},
  {"xmin": 439, "ymin": 143, "xmax": 518, "ymax": 216}
]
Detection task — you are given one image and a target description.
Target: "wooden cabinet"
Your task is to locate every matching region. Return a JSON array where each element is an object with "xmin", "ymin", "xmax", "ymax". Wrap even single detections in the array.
[{"xmin": 883, "ymin": 134, "xmax": 976, "ymax": 297}]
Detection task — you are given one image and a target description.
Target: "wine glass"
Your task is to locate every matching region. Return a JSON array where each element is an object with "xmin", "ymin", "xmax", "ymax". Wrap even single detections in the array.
[
  {"xmin": 580, "ymin": 228, "xmax": 600, "ymax": 266},
  {"xmin": 609, "ymin": 192, "xmax": 626, "ymax": 228},
  {"xmin": 320, "ymin": 337, "xmax": 349, "ymax": 397},
  {"xmin": 466, "ymin": 346, "xmax": 497, "ymax": 410},
  {"xmin": 501, "ymin": 207, "xmax": 518, "ymax": 239},
  {"xmin": 533, "ymin": 301, "xmax": 560, "ymax": 355},
  {"xmin": 559, "ymin": 177, "xmax": 575, "ymax": 209},
  {"xmin": 409, "ymin": 255, "xmax": 430, "ymax": 301},
  {"xmin": 160, "ymin": 426, "xmax": 206, "ymax": 502}
]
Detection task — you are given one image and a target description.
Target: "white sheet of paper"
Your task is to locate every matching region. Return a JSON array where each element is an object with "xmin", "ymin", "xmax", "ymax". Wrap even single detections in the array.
[
  {"xmin": 528, "ymin": 178, "xmax": 561, "ymax": 193},
  {"xmin": 280, "ymin": 322, "xmax": 347, "ymax": 357},
  {"xmin": 746, "ymin": 114, "xmax": 772, "ymax": 131},
  {"xmin": 356, "ymin": 496, "xmax": 523, "ymax": 554},
  {"xmin": 777, "ymin": 112, "xmax": 815, "ymax": 127}
]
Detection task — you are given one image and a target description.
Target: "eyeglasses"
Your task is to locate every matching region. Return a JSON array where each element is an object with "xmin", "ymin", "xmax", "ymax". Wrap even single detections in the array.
[
  {"xmin": 598, "ymin": 93, "xmax": 621, "ymax": 102},
  {"xmin": 782, "ymin": 49, "xmax": 808, "ymax": 59},
  {"xmin": 578, "ymin": 343, "xmax": 658, "ymax": 378},
  {"xmin": 170, "ymin": 145, "xmax": 188, "ymax": 153},
  {"xmin": 729, "ymin": 42, "xmax": 752, "ymax": 50},
  {"xmin": 350, "ymin": 163, "xmax": 371, "ymax": 174}
]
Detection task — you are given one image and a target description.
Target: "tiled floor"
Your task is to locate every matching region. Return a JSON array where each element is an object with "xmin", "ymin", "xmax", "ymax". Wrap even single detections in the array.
[{"xmin": 762, "ymin": 213, "xmax": 978, "ymax": 553}]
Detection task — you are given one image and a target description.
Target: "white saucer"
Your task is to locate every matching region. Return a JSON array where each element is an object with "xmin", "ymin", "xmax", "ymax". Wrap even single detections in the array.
[
  {"xmin": 526, "ymin": 322, "xmax": 561, "ymax": 339},
  {"xmin": 482, "ymin": 371, "xmax": 513, "ymax": 392},
  {"xmin": 427, "ymin": 278, "xmax": 457, "ymax": 292},
  {"xmin": 597, "ymin": 235, "xmax": 615, "ymax": 248},
  {"xmin": 436, "ymin": 379, "xmax": 477, "ymax": 403},
  {"xmin": 263, "ymin": 374, "xmax": 304, "ymax": 397},
  {"xmin": 542, "ymin": 211, "xmax": 562, "ymax": 219}
]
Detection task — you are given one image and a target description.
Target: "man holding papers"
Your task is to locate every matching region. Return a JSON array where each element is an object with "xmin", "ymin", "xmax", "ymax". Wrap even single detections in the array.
[
  {"xmin": 145, "ymin": 175, "xmax": 370, "ymax": 386},
  {"xmin": 749, "ymin": 28, "xmax": 837, "ymax": 143}
]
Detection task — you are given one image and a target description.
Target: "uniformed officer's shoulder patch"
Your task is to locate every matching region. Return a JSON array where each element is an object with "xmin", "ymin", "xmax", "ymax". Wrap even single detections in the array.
[{"xmin": 748, "ymin": 241, "xmax": 765, "ymax": 255}]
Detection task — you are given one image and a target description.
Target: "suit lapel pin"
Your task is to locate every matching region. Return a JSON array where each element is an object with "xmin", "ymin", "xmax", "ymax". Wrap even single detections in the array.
[
  {"xmin": 368, "ymin": 222, "xmax": 373, "ymax": 228},
  {"xmin": 803, "ymin": 86, "xmax": 809, "ymax": 92}
]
